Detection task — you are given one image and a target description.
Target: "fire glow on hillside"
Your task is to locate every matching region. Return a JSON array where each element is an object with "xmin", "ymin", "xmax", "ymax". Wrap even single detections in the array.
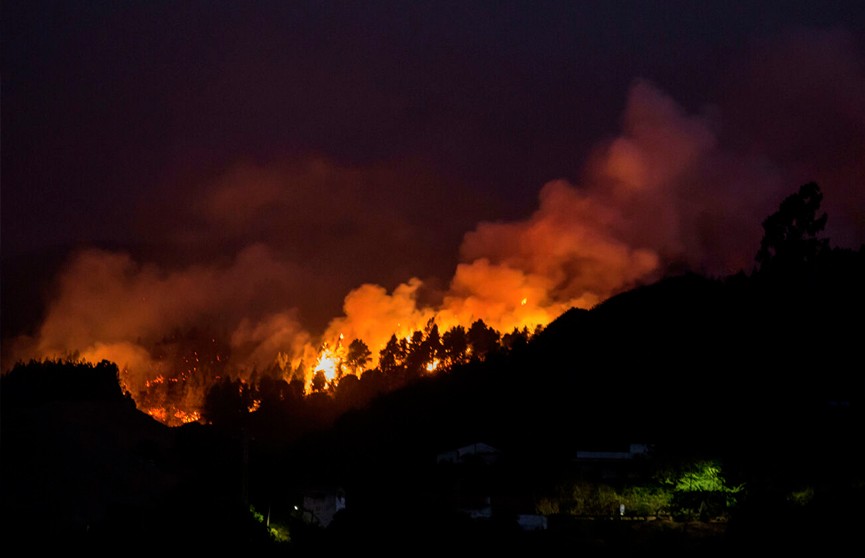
[
  {"xmin": 7, "ymin": 158, "xmax": 663, "ymax": 425},
  {"xmin": 5, "ymin": 70, "xmax": 864, "ymax": 425},
  {"xmin": 126, "ymin": 305, "xmax": 547, "ymax": 426}
]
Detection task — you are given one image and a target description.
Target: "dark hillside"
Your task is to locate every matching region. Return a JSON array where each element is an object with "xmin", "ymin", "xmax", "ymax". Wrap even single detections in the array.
[
  {"xmin": 0, "ymin": 360, "xmax": 275, "ymax": 552},
  {"xmin": 2, "ymin": 236, "xmax": 862, "ymax": 552},
  {"xmin": 277, "ymin": 255, "xmax": 863, "ymax": 552}
]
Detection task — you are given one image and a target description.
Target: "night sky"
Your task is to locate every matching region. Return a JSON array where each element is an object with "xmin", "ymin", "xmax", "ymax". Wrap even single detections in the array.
[{"xmin": 3, "ymin": 1, "xmax": 864, "ymax": 381}]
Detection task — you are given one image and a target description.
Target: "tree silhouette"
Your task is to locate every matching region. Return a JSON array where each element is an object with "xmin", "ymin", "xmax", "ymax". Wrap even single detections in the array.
[
  {"xmin": 1, "ymin": 358, "xmax": 129, "ymax": 408},
  {"xmin": 441, "ymin": 325, "xmax": 469, "ymax": 367},
  {"xmin": 466, "ymin": 319, "xmax": 501, "ymax": 361},
  {"xmin": 256, "ymin": 375, "xmax": 293, "ymax": 410},
  {"xmin": 755, "ymin": 181, "xmax": 829, "ymax": 277},
  {"xmin": 403, "ymin": 329, "xmax": 429, "ymax": 380},
  {"xmin": 334, "ymin": 373, "xmax": 363, "ymax": 410},
  {"xmin": 202, "ymin": 376, "xmax": 254, "ymax": 428},
  {"xmin": 420, "ymin": 322, "xmax": 444, "ymax": 367},
  {"xmin": 345, "ymin": 339, "xmax": 372, "ymax": 375},
  {"xmin": 378, "ymin": 334, "xmax": 404, "ymax": 376},
  {"xmin": 311, "ymin": 370, "xmax": 328, "ymax": 393},
  {"xmin": 501, "ymin": 327, "xmax": 531, "ymax": 354}
]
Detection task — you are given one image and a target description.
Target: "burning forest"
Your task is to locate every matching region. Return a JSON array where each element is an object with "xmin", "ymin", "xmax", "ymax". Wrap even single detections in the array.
[
  {"xmin": 119, "ymin": 316, "xmax": 536, "ymax": 427},
  {"xmin": 4, "ymin": 37, "xmax": 865, "ymax": 425}
]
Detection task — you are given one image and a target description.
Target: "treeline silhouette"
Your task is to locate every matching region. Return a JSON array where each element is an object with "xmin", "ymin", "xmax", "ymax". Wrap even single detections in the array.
[
  {"xmin": 118, "ymin": 306, "xmax": 536, "ymax": 427},
  {"xmin": 198, "ymin": 318, "xmax": 536, "ymax": 436},
  {"xmin": 2, "ymin": 182, "xmax": 863, "ymax": 553}
]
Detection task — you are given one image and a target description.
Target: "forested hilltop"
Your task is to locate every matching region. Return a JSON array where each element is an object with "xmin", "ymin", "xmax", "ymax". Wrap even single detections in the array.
[{"xmin": 2, "ymin": 182, "xmax": 863, "ymax": 553}]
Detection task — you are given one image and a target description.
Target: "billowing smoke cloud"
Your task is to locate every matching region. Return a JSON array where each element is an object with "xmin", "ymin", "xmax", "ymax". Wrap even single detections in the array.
[
  {"xmin": 315, "ymin": 38, "xmax": 865, "ymax": 369},
  {"xmin": 6, "ymin": 245, "xmax": 312, "ymax": 395},
  {"xmin": 584, "ymin": 78, "xmax": 778, "ymax": 276},
  {"xmin": 5, "ymin": 26, "xmax": 863, "ymax": 420},
  {"xmin": 139, "ymin": 156, "xmax": 494, "ymax": 333},
  {"xmin": 316, "ymin": 79, "xmax": 797, "ymax": 364}
]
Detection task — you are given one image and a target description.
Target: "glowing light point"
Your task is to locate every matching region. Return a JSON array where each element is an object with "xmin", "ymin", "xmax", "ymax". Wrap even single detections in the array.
[{"xmin": 521, "ymin": 297, "xmax": 528, "ymax": 306}]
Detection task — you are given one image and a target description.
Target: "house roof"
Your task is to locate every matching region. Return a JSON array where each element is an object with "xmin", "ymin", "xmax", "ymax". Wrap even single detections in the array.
[{"xmin": 436, "ymin": 441, "xmax": 501, "ymax": 463}]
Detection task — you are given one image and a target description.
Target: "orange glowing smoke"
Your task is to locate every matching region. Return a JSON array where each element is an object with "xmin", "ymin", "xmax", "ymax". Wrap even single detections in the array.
[{"xmin": 6, "ymin": 79, "xmax": 813, "ymax": 425}]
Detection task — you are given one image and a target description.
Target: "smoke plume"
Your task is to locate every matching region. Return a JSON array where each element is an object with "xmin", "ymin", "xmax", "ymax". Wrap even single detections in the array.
[{"xmin": 5, "ymin": 28, "xmax": 864, "ymax": 416}]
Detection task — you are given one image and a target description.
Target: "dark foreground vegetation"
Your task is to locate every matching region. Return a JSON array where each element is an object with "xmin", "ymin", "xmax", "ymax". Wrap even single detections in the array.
[{"xmin": 2, "ymin": 183, "xmax": 863, "ymax": 554}]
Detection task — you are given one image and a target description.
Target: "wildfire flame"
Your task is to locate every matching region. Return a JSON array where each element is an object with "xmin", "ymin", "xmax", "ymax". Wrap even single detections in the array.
[
  {"xmin": 0, "ymin": 260, "xmax": 575, "ymax": 427},
  {"xmin": 13, "ymin": 81, "xmax": 762, "ymax": 425},
  {"xmin": 314, "ymin": 345, "xmax": 340, "ymax": 382}
]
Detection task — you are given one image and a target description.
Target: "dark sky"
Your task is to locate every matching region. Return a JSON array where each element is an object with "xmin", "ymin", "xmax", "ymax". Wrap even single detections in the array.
[{"xmin": 2, "ymin": 1, "xmax": 864, "ymax": 377}]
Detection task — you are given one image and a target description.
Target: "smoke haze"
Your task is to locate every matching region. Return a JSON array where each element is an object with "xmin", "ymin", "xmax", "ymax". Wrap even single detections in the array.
[{"xmin": 2, "ymin": 5, "xmax": 863, "ymax": 416}]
